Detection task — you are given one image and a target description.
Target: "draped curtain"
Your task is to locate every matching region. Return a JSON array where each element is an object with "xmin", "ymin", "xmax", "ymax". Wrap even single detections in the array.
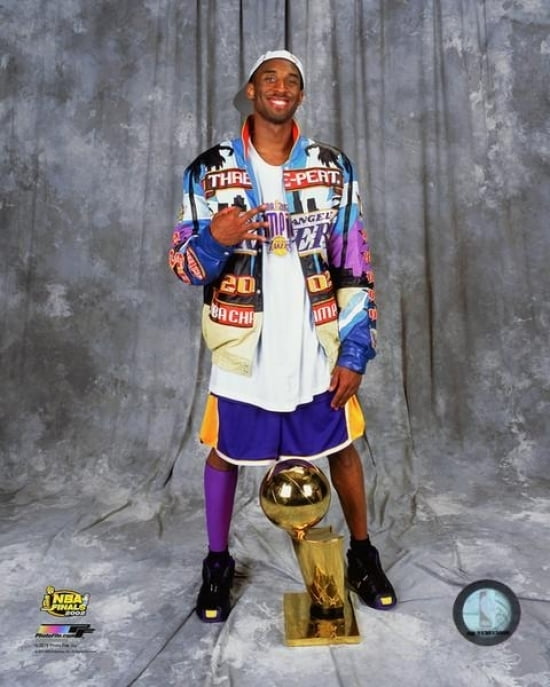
[{"xmin": 1, "ymin": 2, "xmax": 548, "ymax": 685}]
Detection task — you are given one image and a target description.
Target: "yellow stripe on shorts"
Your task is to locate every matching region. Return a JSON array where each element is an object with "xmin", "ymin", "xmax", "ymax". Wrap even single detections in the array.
[
  {"xmin": 199, "ymin": 393, "xmax": 219, "ymax": 447},
  {"xmin": 346, "ymin": 394, "xmax": 366, "ymax": 440}
]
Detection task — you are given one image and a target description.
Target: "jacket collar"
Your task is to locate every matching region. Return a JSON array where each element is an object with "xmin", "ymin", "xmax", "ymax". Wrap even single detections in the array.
[{"xmin": 240, "ymin": 116, "xmax": 301, "ymax": 159}]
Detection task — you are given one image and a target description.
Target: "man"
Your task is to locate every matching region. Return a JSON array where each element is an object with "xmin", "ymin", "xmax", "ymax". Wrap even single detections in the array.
[{"xmin": 169, "ymin": 50, "xmax": 396, "ymax": 623}]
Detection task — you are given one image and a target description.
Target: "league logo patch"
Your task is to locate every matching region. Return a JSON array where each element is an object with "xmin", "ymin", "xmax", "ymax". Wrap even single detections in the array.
[
  {"xmin": 41, "ymin": 586, "xmax": 90, "ymax": 618},
  {"xmin": 453, "ymin": 580, "xmax": 521, "ymax": 646}
]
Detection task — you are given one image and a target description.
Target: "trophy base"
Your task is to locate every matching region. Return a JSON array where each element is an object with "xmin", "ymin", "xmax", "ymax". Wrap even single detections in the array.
[{"xmin": 283, "ymin": 591, "xmax": 361, "ymax": 646}]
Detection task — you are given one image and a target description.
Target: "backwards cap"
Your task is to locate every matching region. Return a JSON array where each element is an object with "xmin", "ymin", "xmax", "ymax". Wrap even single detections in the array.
[{"xmin": 233, "ymin": 50, "xmax": 305, "ymax": 116}]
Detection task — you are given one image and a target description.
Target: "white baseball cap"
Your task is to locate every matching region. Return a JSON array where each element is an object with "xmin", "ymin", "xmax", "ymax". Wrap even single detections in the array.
[{"xmin": 233, "ymin": 50, "xmax": 305, "ymax": 115}]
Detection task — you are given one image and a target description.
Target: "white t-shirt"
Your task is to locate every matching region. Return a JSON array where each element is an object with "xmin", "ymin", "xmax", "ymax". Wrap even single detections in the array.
[{"xmin": 209, "ymin": 145, "xmax": 330, "ymax": 411}]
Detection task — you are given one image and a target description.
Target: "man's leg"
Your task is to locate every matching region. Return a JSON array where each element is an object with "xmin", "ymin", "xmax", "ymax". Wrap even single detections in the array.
[
  {"xmin": 196, "ymin": 449, "xmax": 238, "ymax": 623},
  {"xmin": 327, "ymin": 443, "xmax": 368, "ymax": 540},
  {"xmin": 204, "ymin": 449, "xmax": 238, "ymax": 552},
  {"xmin": 328, "ymin": 443, "xmax": 397, "ymax": 610}
]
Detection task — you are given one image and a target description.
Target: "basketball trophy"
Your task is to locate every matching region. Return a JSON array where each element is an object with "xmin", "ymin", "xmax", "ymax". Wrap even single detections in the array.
[{"xmin": 259, "ymin": 459, "xmax": 360, "ymax": 646}]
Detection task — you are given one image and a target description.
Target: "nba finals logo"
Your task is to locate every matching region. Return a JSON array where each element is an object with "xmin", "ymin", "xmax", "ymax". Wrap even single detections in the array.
[{"xmin": 41, "ymin": 586, "xmax": 90, "ymax": 617}]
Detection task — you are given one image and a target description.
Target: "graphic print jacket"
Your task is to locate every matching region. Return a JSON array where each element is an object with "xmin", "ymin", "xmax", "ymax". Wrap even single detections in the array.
[{"xmin": 169, "ymin": 117, "xmax": 377, "ymax": 377}]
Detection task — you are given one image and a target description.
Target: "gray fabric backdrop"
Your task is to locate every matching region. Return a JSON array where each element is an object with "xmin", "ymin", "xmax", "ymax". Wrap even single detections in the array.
[{"xmin": 1, "ymin": 1, "xmax": 549, "ymax": 685}]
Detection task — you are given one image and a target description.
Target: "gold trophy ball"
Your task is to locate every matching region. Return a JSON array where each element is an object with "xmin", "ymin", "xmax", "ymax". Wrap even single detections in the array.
[{"xmin": 259, "ymin": 459, "xmax": 331, "ymax": 538}]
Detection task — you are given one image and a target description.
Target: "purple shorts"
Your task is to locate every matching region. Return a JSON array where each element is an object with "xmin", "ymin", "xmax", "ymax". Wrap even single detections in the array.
[{"xmin": 199, "ymin": 390, "xmax": 365, "ymax": 465}]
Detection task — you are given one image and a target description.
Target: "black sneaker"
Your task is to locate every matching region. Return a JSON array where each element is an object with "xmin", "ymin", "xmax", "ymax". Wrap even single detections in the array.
[
  {"xmin": 196, "ymin": 553, "xmax": 235, "ymax": 623},
  {"xmin": 347, "ymin": 545, "xmax": 397, "ymax": 610}
]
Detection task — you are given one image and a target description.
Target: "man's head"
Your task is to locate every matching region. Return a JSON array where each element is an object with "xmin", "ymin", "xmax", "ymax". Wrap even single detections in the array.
[{"xmin": 233, "ymin": 50, "xmax": 305, "ymax": 120}]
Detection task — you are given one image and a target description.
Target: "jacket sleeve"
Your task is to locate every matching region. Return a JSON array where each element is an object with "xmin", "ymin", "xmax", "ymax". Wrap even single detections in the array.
[
  {"xmin": 168, "ymin": 164, "xmax": 233, "ymax": 286},
  {"xmin": 328, "ymin": 154, "xmax": 377, "ymax": 374}
]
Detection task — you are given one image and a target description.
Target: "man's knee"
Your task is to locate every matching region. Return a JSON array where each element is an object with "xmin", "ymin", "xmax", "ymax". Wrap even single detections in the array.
[
  {"xmin": 328, "ymin": 442, "xmax": 360, "ymax": 469},
  {"xmin": 206, "ymin": 449, "xmax": 238, "ymax": 472}
]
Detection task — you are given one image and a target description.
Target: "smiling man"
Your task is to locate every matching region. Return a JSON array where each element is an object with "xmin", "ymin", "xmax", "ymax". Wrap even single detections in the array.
[
  {"xmin": 169, "ymin": 50, "xmax": 397, "ymax": 622},
  {"xmin": 246, "ymin": 58, "xmax": 303, "ymax": 126}
]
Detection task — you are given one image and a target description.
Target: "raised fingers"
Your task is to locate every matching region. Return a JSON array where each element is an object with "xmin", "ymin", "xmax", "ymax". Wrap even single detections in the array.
[
  {"xmin": 240, "ymin": 204, "xmax": 267, "ymax": 220},
  {"xmin": 239, "ymin": 207, "xmax": 269, "ymax": 237}
]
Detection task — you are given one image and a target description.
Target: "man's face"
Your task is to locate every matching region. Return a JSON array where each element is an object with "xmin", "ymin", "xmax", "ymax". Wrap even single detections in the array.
[{"xmin": 246, "ymin": 58, "xmax": 304, "ymax": 124}]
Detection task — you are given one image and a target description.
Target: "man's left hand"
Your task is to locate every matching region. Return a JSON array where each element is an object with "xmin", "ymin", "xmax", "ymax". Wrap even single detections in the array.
[{"xmin": 328, "ymin": 366, "xmax": 363, "ymax": 409}]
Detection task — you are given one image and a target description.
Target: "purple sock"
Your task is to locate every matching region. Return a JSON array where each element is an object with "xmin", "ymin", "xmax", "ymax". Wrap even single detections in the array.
[{"xmin": 204, "ymin": 463, "xmax": 238, "ymax": 553}]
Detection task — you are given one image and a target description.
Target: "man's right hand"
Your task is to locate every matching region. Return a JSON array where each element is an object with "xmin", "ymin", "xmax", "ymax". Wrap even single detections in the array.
[{"xmin": 211, "ymin": 205, "xmax": 269, "ymax": 246}]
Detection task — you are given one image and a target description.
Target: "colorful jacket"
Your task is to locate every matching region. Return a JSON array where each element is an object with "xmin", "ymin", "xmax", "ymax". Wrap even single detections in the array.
[{"xmin": 169, "ymin": 118, "xmax": 377, "ymax": 377}]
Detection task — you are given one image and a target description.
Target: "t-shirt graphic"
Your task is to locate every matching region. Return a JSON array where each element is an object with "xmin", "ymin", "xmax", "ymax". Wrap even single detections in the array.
[{"xmin": 265, "ymin": 200, "xmax": 292, "ymax": 256}]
